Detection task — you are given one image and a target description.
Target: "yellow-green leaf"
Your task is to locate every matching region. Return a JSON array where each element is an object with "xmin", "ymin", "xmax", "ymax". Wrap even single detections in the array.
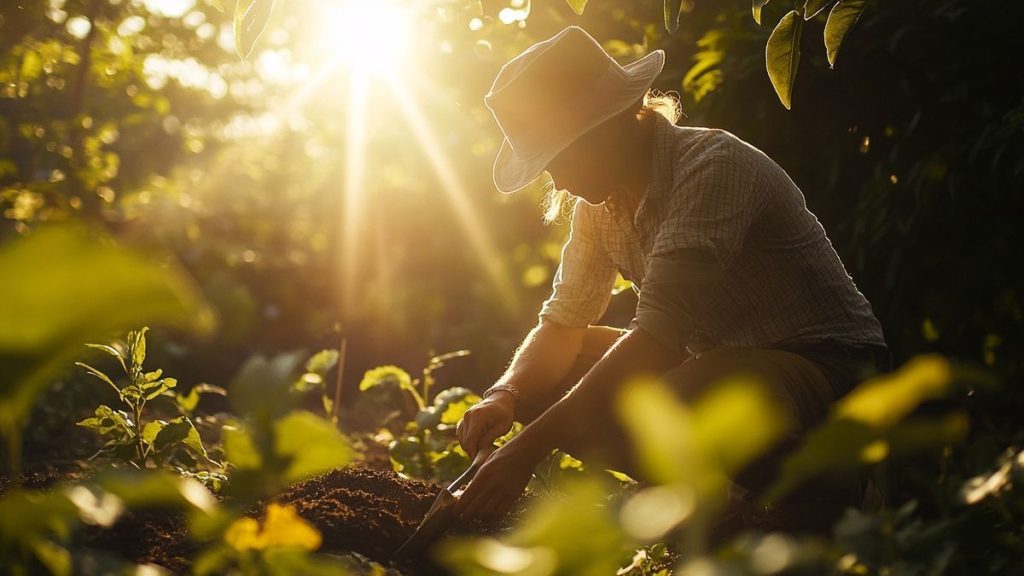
[
  {"xmin": 803, "ymin": 0, "xmax": 834, "ymax": 19},
  {"xmin": 824, "ymin": 0, "xmax": 867, "ymax": 67},
  {"xmin": 765, "ymin": 10, "xmax": 803, "ymax": 109},
  {"xmin": 0, "ymin": 226, "xmax": 210, "ymax": 437},
  {"xmin": 664, "ymin": 0, "xmax": 684, "ymax": 33},
  {"xmin": 752, "ymin": 0, "xmax": 771, "ymax": 25},
  {"xmin": 566, "ymin": 0, "xmax": 588, "ymax": 15},
  {"xmin": 835, "ymin": 355, "xmax": 951, "ymax": 427},
  {"xmin": 234, "ymin": 0, "xmax": 275, "ymax": 60},
  {"xmin": 358, "ymin": 365, "xmax": 412, "ymax": 392},
  {"xmin": 273, "ymin": 411, "xmax": 352, "ymax": 484}
]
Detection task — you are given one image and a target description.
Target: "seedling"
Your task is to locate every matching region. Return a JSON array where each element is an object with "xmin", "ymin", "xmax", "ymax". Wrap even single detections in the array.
[{"xmin": 76, "ymin": 327, "xmax": 217, "ymax": 473}]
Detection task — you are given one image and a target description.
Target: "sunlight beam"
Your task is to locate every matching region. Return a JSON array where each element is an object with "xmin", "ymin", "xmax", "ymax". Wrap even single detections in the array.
[
  {"xmin": 382, "ymin": 72, "xmax": 521, "ymax": 315},
  {"xmin": 340, "ymin": 67, "xmax": 370, "ymax": 317}
]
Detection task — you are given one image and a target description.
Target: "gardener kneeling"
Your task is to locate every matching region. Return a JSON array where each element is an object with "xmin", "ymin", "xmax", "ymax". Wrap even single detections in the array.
[{"xmin": 453, "ymin": 27, "xmax": 890, "ymax": 524}]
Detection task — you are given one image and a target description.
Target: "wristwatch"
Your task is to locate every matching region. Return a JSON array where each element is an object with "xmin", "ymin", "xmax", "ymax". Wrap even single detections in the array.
[{"xmin": 482, "ymin": 383, "xmax": 520, "ymax": 407}]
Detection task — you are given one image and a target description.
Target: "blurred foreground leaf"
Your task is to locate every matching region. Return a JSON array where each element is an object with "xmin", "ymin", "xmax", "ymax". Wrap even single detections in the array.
[
  {"xmin": 234, "ymin": 0, "xmax": 274, "ymax": 59},
  {"xmin": 274, "ymin": 411, "xmax": 354, "ymax": 484},
  {"xmin": 766, "ymin": 356, "xmax": 966, "ymax": 501},
  {"xmin": 618, "ymin": 377, "xmax": 788, "ymax": 497},
  {"xmin": 0, "ymin": 225, "xmax": 211, "ymax": 473},
  {"xmin": 440, "ymin": 477, "xmax": 631, "ymax": 576},
  {"xmin": 225, "ymin": 503, "xmax": 321, "ymax": 551}
]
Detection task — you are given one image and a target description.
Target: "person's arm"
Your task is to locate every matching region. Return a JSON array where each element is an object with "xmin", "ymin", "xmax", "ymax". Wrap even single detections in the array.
[
  {"xmin": 491, "ymin": 319, "xmax": 587, "ymax": 405},
  {"xmin": 456, "ymin": 319, "xmax": 585, "ymax": 458},
  {"xmin": 453, "ymin": 326, "xmax": 680, "ymax": 520},
  {"xmin": 458, "ymin": 199, "xmax": 618, "ymax": 458},
  {"xmin": 504, "ymin": 326, "xmax": 681, "ymax": 463}
]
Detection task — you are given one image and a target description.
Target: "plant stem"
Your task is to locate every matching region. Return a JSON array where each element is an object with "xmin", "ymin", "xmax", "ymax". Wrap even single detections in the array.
[{"xmin": 330, "ymin": 338, "xmax": 347, "ymax": 427}]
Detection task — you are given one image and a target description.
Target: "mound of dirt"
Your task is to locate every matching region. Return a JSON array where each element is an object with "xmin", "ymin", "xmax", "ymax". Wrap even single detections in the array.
[
  {"xmin": 274, "ymin": 466, "xmax": 515, "ymax": 573},
  {"xmin": 82, "ymin": 509, "xmax": 195, "ymax": 574},
  {"xmin": 81, "ymin": 466, "xmax": 514, "ymax": 575}
]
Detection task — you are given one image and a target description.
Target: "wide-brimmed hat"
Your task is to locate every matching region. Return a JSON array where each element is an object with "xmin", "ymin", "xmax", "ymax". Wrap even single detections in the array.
[{"xmin": 484, "ymin": 26, "xmax": 665, "ymax": 194}]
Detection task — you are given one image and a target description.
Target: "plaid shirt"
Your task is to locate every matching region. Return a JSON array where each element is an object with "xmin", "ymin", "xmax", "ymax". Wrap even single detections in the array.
[{"xmin": 539, "ymin": 113, "xmax": 886, "ymax": 356}]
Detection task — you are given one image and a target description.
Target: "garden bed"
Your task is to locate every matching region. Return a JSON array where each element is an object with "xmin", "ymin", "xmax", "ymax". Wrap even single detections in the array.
[{"xmin": 79, "ymin": 465, "xmax": 514, "ymax": 574}]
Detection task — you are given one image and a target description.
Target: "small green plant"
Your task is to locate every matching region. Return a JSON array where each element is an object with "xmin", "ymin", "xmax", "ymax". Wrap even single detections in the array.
[
  {"xmin": 76, "ymin": 327, "xmax": 217, "ymax": 473},
  {"xmin": 359, "ymin": 350, "xmax": 481, "ymax": 482},
  {"xmin": 290, "ymin": 347, "xmax": 344, "ymax": 422}
]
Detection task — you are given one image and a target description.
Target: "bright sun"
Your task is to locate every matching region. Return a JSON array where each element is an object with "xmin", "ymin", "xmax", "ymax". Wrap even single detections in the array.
[{"xmin": 320, "ymin": 0, "xmax": 413, "ymax": 73}]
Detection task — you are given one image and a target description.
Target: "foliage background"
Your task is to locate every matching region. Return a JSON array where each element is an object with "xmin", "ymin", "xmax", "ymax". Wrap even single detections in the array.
[{"xmin": 2, "ymin": 0, "xmax": 1021, "ymax": 464}]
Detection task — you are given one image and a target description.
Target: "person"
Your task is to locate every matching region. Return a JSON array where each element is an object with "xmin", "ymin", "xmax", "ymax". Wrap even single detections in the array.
[{"xmin": 452, "ymin": 26, "xmax": 891, "ymax": 525}]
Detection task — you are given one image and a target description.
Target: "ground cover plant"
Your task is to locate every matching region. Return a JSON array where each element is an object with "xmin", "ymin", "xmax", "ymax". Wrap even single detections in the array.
[{"xmin": 1, "ymin": 0, "xmax": 1022, "ymax": 574}]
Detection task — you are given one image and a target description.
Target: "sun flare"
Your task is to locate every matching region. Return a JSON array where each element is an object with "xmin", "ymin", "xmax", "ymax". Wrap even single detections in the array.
[{"xmin": 319, "ymin": 0, "xmax": 413, "ymax": 73}]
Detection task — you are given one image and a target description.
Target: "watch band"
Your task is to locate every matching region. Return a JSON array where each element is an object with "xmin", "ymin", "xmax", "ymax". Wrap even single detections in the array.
[{"xmin": 482, "ymin": 383, "xmax": 520, "ymax": 406}]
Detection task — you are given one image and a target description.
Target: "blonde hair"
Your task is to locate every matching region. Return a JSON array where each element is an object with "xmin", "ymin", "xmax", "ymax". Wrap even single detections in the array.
[{"xmin": 540, "ymin": 90, "xmax": 683, "ymax": 224}]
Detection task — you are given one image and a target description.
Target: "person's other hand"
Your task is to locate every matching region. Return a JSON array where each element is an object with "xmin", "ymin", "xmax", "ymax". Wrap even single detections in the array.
[
  {"xmin": 456, "ymin": 391, "xmax": 515, "ymax": 459},
  {"xmin": 452, "ymin": 436, "xmax": 539, "ymax": 522}
]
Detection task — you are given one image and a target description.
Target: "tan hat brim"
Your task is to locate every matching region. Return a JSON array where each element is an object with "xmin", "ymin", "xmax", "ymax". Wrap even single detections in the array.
[{"xmin": 493, "ymin": 49, "xmax": 666, "ymax": 194}]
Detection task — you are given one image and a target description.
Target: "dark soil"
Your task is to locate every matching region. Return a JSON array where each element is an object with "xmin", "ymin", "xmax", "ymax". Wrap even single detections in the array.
[
  {"xmin": 82, "ymin": 508, "xmax": 196, "ymax": 574},
  {"xmin": 273, "ymin": 466, "xmax": 517, "ymax": 574},
  {"xmin": 78, "ymin": 465, "xmax": 515, "ymax": 575}
]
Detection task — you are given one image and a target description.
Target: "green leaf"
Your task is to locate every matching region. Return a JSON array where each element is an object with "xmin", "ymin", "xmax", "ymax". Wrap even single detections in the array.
[
  {"xmin": 176, "ymin": 383, "xmax": 226, "ymax": 413},
  {"xmin": 223, "ymin": 422, "xmax": 262, "ymax": 470},
  {"xmin": 358, "ymin": 365, "xmax": 413, "ymax": 392},
  {"xmin": 440, "ymin": 396, "xmax": 479, "ymax": 426},
  {"xmin": 85, "ymin": 342, "xmax": 128, "ymax": 373},
  {"xmin": 835, "ymin": 355, "xmax": 950, "ymax": 426},
  {"xmin": 566, "ymin": 0, "xmax": 588, "ymax": 15},
  {"xmin": 84, "ymin": 343, "xmax": 125, "ymax": 362},
  {"xmin": 803, "ymin": 0, "xmax": 835, "ymax": 19},
  {"xmin": 617, "ymin": 380, "xmax": 692, "ymax": 485},
  {"xmin": 305, "ymin": 349, "xmax": 339, "ymax": 375},
  {"xmin": 440, "ymin": 478, "xmax": 630, "ymax": 575},
  {"xmin": 98, "ymin": 470, "xmax": 217, "ymax": 513},
  {"xmin": 0, "ymin": 489, "xmax": 80, "ymax": 546},
  {"xmin": 143, "ymin": 369, "xmax": 163, "ymax": 382},
  {"xmin": 75, "ymin": 362, "xmax": 120, "ymax": 396},
  {"xmin": 130, "ymin": 327, "xmax": 148, "ymax": 369},
  {"xmin": 234, "ymin": 0, "xmax": 275, "ymax": 60},
  {"xmin": 144, "ymin": 378, "xmax": 177, "ymax": 400},
  {"xmin": 142, "ymin": 420, "xmax": 166, "ymax": 447},
  {"xmin": 618, "ymin": 378, "xmax": 787, "ymax": 493},
  {"xmin": 230, "ymin": 351, "xmax": 305, "ymax": 421},
  {"xmin": 0, "ymin": 226, "xmax": 211, "ymax": 442},
  {"xmin": 766, "ymin": 414, "xmax": 966, "ymax": 501},
  {"xmin": 29, "ymin": 537, "xmax": 72, "ymax": 576},
  {"xmin": 824, "ymin": 0, "xmax": 867, "ymax": 67},
  {"xmin": 663, "ymin": 0, "xmax": 684, "ymax": 33},
  {"xmin": 155, "ymin": 416, "xmax": 208, "ymax": 458},
  {"xmin": 77, "ymin": 405, "xmax": 134, "ymax": 440},
  {"xmin": 765, "ymin": 10, "xmax": 803, "ymax": 109},
  {"xmin": 273, "ymin": 411, "xmax": 353, "ymax": 484},
  {"xmin": 19, "ymin": 50, "xmax": 42, "ymax": 81},
  {"xmin": 752, "ymin": 0, "xmax": 771, "ymax": 25}
]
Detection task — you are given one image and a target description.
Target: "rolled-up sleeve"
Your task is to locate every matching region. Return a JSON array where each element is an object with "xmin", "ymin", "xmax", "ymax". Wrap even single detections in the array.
[
  {"xmin": 539, "ymin": 198, "xmax": 618, "ymax": 328},
  {"xmin": 635, "ymin": 149, "xmax": 767, "ymax": 354}
]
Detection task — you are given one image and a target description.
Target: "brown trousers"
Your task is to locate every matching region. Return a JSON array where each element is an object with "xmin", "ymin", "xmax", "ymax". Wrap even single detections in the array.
[{"xmin": 515, "ymin": 329, "xmax": 891, "ymax": 531}]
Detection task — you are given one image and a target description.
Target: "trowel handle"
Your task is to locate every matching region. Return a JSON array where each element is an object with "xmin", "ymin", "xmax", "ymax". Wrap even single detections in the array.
[{"xmin": 448, "ymin": 442, "xmax": 498, "ymax": 493}]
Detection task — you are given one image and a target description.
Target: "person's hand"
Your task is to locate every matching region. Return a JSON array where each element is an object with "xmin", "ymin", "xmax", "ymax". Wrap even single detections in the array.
[
  {"xmin": 452, "ymin": 435, "xmax": 542, "ymax": 521},
  {"xmin": 456, "ymin": 391, "xmax": 515, "ymax": 459}
]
